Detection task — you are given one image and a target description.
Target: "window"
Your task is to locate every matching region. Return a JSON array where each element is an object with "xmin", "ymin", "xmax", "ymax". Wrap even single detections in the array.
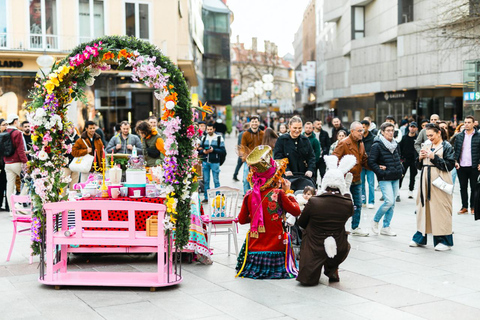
[
  {"xmin": 125, "ymin": 2, "xmax": 150, "ymax": 40},
  {"xmin": 204, "ymin": 34, "xmax": 222, "ymax": 55},
  {"xmin": 351, "ymin": 6, "xmax": 364, "ymax": 40},
  {"xmin": 79, "ymin": 0, "xmax": 105, "ymax": 43},
  {"xmin": 0, "ymin": 0, "xmax": 6, "ymax": 47},
  {"xmin": 205, "ymin": 59, "xmax": 229, "ymax": 79},
  {"xmin": 398, "ymin": 0, "xmax": 414, "ymax": 24},
  {"xmin": 29, "ymin": 0, "xmax": 58, "ymax": 49},
  {"xmin": 206, "ymin": 82, "xmax": 222, "ymax": 101},
  {"xmin": 203, "ymin": 10, "xmax": 229, "ymax": 33}
]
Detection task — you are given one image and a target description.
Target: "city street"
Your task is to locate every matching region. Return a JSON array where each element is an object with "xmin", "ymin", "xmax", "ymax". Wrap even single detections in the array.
[{"xmin": 2, "ymin": 133, "xmax": 480, "ymax": 320}]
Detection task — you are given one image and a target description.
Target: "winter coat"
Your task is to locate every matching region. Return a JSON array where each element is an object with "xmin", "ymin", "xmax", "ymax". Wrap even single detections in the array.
[
  {"xmin": 71, "ymin": 132, "xmax": 104, "ymax": 171},
  {"xmin": 240, "ymin": 128, "xmax": 264, "ymax": 155},
  {"xmin": 332, "ymin": 135, "xmax": 369, "ymax": 183},
  {"xmin": 106, "ymin": 133, "xmax": 143, "ymax": 155},
  {"xmin": 415, "ymin": 141, "xmax": 455, "ymax": 236},
  {"xmin": 200, "ymin": 134, "xmax": 226, "ymax": 164},
  {"xmin": 305, "ymin": 133, "xmax": 321, "ymax": 163},
  {"xmin": 362, "ymin": 131, "xmax": 375, "ymax": 154},
  {"xmin": 399, "ymin": 133, "xmax": 418, "ymax": 161},
  {"xmin": 273, "ymin": 134, "xmax": 316, "ymax": 174},
  {"xmin": 317, "ymin": 129, "xmax": 331, "ymax": 156},
  {"xmin": 3, "ymin": 128, "xmax": 28, "ymax": 164},
  {"xmin": 368, "ymin": 137, "xmax": 403, "ymax": 181},
  {"xmin": 296, "ymin": 191, "xmax": 353, "ymax": 286},
  {"xmin": 452, "ymin": 129, "xmax": 480, "ymax": 168}
]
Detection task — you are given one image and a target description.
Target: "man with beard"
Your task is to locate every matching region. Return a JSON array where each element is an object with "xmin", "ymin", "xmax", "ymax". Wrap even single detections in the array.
[
  {"xmin": 240, "ymin": 115, "xmax": 264, "ymax": 193},
  {"xmin": 303, "ymin": 122, "xmax": 321, "ymax": 184},
  {"xmin": 20, "ymin": 121, "xmax": 32, "ymax": 159},
  {"xmin": 331, "ymin": 117, "xmax": 349, "ymax": 144}
]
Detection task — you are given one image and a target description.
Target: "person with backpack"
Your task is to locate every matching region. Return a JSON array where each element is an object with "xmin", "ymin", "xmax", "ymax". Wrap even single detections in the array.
[
  {"xmin": 2, "ymin": 114, "xmax": 28, "ymax": 211},
  {"xmin": 199, "ymin": 122, "xmax": 226, "ymax": 203}
]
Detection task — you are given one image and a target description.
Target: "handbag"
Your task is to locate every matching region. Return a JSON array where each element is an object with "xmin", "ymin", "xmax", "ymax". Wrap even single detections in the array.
[
  {"xmin": 431, "ymin": 156, "xmax": 454, "ymax": 195},
  {"xmin": 69, "ymin": 139, "xmax": 95, "ymax": 173}
]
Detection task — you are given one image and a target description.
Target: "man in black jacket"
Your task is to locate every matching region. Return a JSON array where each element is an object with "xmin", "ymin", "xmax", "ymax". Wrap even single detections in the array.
[
  {"xmin": 368, "ymin": 122, "xmax": 403, "ymax": 237},
  {"xmin": 331, "ymin": 117, "xmax": 349, "ymax": 144},
  {"xmin": 274, "ymin": 116, "xmax": 316, "ymax": 178},
  {"xmin": 399, "ymin": 122, "xmax": 418, "ymax": 199},
  {"xmin": 313, "ymin": 120, "xmax": 331, "ymax": 178},
  {"xmin": 453, "ymin": 116, "xmax": 480, "ymax": 214},
  {"xmin": 360, "ymin": 120, "xmax": 375, "ymax": 209}
]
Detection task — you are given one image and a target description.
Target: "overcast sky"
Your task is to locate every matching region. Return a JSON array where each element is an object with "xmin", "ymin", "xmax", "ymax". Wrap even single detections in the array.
[{"xmin": 226, "ymin": 0, "xmax": 311, "ymax": 57}]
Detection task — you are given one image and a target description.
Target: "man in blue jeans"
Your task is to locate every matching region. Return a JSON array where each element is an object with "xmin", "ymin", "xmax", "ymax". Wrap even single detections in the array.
[
  {"xmin": 367, "ymin": 122, "xmax": 403, "ymax": 236},
  {"xmin": 333, "ymin": 121, "xmax": 370, "ymax": 236},
  {"xmin": 200, "ymin": 123, "xmax": 226, "ymax": 202}
]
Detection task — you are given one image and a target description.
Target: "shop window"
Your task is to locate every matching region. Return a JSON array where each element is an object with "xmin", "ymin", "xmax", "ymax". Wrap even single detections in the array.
[
  {"xmin": 351, "ymin": 6, "xmax": 364, "ymax": 40},
  {"xmin": 0, "ymin": 0, "xmax": 6, "ymax": 48},
  {"xmin": 206, "ymin": 82, "xmax": 222, "ymax": 101},
  {"xmin": 29, "ymin": 0, "xmax": 58, "ymax": 50},
  {"xmin": 79, "ymin": 0, "xmax": 105, "ymax": 43},
  {"xmin": 398, "ymin": 0, "xmax": 414, "ymax": 24},
  {"xmin": 125, "ymin": 1, "xmax": 150, "ymax": 40}
]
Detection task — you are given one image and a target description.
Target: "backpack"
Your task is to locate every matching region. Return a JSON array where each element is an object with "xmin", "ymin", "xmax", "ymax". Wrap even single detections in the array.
[
  {"xmin": 201, "ymin": 135, "xmax": 227, "ymax": 166},
  {"xmin": 0, "ymin": 129, "xmax": 16, "ymax": 158}
]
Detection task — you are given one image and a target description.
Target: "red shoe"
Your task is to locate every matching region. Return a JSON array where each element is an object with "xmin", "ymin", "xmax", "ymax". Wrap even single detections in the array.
[{"xmin": 458, "ymin": 208, "xmax": 468, "ymax": 214}]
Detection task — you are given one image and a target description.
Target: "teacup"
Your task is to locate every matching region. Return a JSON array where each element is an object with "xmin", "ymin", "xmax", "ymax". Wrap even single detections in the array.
[
  {"xmin": 133, "ymin": 190, "xmax": 141, "ymax": 197},
  {"xmin": 111, "ymin": 188, "xmax": 120, "ymax": 199}
]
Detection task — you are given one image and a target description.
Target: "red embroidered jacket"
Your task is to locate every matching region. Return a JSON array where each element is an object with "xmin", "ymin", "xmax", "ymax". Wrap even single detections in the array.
[{"xmin": 238, "ymin": 188, "xmax": 301, "ymax": 252}]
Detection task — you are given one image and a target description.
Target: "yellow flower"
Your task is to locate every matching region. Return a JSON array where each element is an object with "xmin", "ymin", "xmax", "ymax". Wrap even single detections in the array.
[
  {"xmin": 170, "ymin": 215, "xmax": 177, "ymax": 224},
  {"xmin": 45, "ymin": 81, "xmax": 55, "ymax": 94},
  {"xmin": 50, "ymin": 77, "xmax": 59, "ymax": 87},
  {"xmin": 32, "ymin": 135, "xmax": 38, "ymax": 142}
]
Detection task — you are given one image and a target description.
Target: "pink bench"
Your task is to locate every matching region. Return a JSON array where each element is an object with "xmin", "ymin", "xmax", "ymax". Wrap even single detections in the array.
[{"xmin": 40, "ymin": 200, "xmax": 182, "ymax": 289}]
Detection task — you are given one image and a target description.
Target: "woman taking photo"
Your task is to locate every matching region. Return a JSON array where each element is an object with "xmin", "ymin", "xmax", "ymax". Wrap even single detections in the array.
[{"xmin": 410, "ymin": 124, "xmax": 455, "ymax": 251}]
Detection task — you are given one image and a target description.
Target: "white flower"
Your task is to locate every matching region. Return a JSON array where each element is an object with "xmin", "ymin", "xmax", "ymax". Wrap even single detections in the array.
[
  {"xmin": 85, "ymin": 77, "xmax": 95, "ymax": 86},
  {"xmin": 35, "ymin": 108, "xmax": 46, "ymax": 118},
  {"xmin": 90, "ymin": 68, "xmax": 101, "ymax": 77},
  {"xmin": 165, "ymin": 101, "xmax": 175, "ymax": 110},
  {"xmin": 38, "ymin": 150, "xmax": 48, "ymax": 161}
]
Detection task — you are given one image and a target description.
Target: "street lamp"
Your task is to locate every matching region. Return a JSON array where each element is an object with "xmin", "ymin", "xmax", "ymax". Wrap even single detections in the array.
[{"xmin": 262, "ymin": 74, "xmax": 274, "ymax": 128}]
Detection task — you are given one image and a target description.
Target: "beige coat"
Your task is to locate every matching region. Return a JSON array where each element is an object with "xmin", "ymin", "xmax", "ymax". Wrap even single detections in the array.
[{"xmin": 416, "ymin": 144, "xmax": 453, "ymax": 235}]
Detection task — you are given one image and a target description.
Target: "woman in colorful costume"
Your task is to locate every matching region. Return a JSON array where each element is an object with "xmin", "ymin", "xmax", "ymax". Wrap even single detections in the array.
[{"xmin": 236, "ymin": 145, "xmax": 301, "ymax": 279}]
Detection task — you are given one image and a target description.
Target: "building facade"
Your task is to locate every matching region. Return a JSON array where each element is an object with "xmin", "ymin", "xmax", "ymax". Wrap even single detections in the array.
[
  {"xmin": 202, "ymin": 0, "xmax": 231, "ymax": 117},
  {"xmin": 0, "ymin": 0, "xmax": 201, "ymax": 136},
  {"xmin": 316, "ymin": 0, "xmax": 480, "ymax": 125}
]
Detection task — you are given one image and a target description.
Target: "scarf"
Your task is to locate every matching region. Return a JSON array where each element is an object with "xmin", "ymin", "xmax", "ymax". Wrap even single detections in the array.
[
  {"xmin": 249, "ymin": 158, "xmax": 277, "ymax": 238},
  {"xmin": 379, "ymin": 135, "xmax": 397, "ymax": 154}
]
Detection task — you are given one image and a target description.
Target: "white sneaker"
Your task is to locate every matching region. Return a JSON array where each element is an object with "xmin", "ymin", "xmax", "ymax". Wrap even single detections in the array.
[
  {"xmin": 351, "ymin": 228, "xmax": 369, "ymax": 237},
  {"xmin": 434, "ymin": 243, "xmax": 451, "ymax": 251},
  {"xmin": 408, "ymin": 191, "xmax": 414, "ymax": 199},
  {"xmin": 367, "ymin": 203, "xmax": 375, "ymax": 209},
  {"xmin": 409, "ymin": 240, "xmax": 423, "ymax": 247},
  {"xmin": 380, "ymin": 227, "xmax": 397, "ymax": 236},
  {"xmin": 371, "ymin": 220, "xmax": 379, "ymax": 235}
]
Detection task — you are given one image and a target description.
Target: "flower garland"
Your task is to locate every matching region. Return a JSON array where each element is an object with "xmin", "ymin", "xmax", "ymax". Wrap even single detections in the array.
[{"xmin": 26, "ymin": 36, "xmax": 203, "ymax": 255}]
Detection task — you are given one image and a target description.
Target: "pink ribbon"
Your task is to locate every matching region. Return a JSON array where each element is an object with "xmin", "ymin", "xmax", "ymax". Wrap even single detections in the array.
[{"xmin": 250, "ymin": 158, "xmax": 277, "ymax": 236}]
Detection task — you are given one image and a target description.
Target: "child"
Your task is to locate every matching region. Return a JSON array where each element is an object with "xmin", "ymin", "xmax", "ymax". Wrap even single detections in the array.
[{"xmin": 286, "ymin": 186, "xmax": 316, "ymax": 226}]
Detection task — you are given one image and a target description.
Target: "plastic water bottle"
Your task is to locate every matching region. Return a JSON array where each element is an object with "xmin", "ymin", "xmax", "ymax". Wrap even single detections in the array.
[{"xmin": 132, "ymin": 145, "xmax": 137, "ymax": 157}]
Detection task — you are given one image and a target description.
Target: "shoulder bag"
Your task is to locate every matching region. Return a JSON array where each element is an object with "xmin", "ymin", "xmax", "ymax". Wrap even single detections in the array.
[
  {"xmin": 431, "ymin": 147, "xmax": 454, "ymax": 195},
  {"xmin": 69, "ymin": 139, "xmax": 95, "ymax": 173}
]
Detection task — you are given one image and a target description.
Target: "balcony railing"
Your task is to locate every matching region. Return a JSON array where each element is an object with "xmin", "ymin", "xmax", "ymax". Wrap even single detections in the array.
[{"xmin": 0, "ymin": 33, "xmax": 81, "ymax": 53}]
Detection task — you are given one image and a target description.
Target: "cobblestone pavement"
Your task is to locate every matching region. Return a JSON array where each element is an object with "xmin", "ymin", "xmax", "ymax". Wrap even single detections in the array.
[{"xmin": 1, "ymin": 133, "xmax": 480, "ymax": 319}]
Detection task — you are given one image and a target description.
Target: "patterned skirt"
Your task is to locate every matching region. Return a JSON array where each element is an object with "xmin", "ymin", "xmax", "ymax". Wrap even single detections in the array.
[{"xmin": 235, "ymin": 242, "xmax": 294, "ymax": 280}]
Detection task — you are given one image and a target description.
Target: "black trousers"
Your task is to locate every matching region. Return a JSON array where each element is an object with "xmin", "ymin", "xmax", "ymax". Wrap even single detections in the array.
[
  {"xmin": 233, "ymin": 157, "xmax": 243, "ymax": 178},
  {"xmin": 317, "ymin": 158, "xmax": 326, "ymax": 179},
  {"xmin": 457, "ymin": 166, "xmax": 479, "ymax": 209},
  {"xmin": 399, "ymin": 159, "xmax": 417, "ymax": 191},
  {"xmin": 0, "ymin": 168, "xmax": 7, "ymax": 210}
]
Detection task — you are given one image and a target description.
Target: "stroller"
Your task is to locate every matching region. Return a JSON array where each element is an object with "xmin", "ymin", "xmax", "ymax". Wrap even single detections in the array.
[{"xmin": 284, "ymin": 173, "xmax": 316, "ymax": 260}]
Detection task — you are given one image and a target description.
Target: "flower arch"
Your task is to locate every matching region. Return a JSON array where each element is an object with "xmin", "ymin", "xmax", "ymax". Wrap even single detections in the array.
[{"xmin": 27, "ymin": 36, "xmax": 203, "ymax": 255}]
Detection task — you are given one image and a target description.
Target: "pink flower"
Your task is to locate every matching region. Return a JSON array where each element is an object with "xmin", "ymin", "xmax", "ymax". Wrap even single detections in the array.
[{"xmin": 271, "ymin": 192, "xmax": 278, "ymax": 201}]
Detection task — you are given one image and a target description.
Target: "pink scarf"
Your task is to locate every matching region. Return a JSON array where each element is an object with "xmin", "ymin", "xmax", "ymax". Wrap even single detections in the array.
[{"xmin": 249, "ymin": 158, "xmax": 277, "ymax": 238}]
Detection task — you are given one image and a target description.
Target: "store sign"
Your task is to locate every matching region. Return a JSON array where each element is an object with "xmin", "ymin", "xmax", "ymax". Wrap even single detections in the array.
[
  {"xmin": 0, "ymin": 61, "xmax": 23, "ymax": 68},
  {"xmin": 463, "ymin": 91, "xmax": 480, "ymax": 101},
  {"xmin": 384, "ymin": 92, "xmax": 405, "ymax": 100},
  {"xmin": 375, "ymin": 90, "xmax": 417, "ymax": 102}
]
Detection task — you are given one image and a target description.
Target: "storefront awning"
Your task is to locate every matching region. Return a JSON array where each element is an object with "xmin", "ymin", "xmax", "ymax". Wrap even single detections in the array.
[{"xmin": 177, "ymin": 60, "xmax": 198, "ymax": 87}]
